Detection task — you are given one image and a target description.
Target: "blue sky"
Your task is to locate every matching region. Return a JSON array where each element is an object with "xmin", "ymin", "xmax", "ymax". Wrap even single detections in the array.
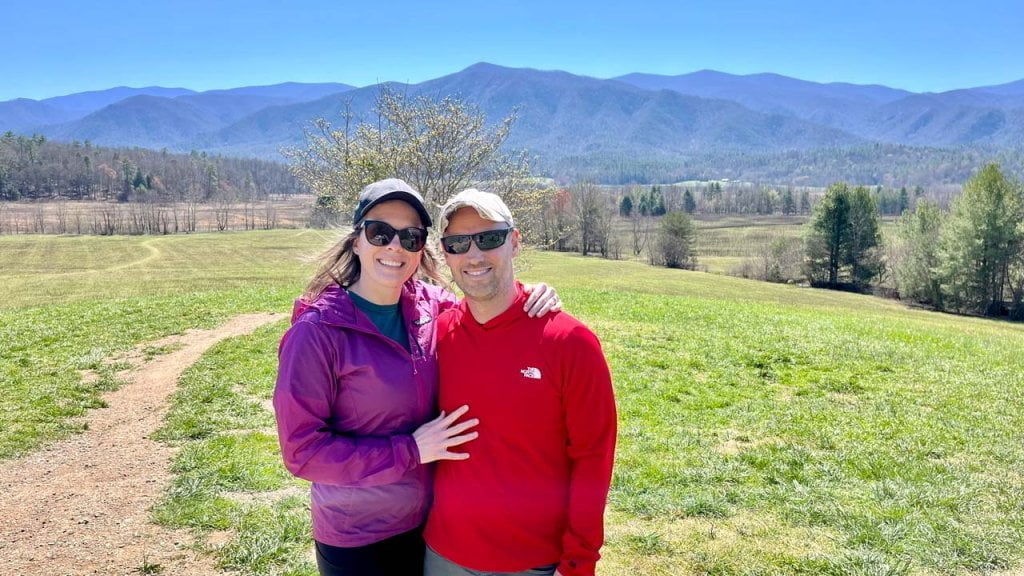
[{"xmin": 4, "ymin": 0, "xmax": 1023, "ymax": 101}]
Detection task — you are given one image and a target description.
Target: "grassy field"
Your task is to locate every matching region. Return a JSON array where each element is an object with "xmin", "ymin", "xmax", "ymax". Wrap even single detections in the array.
[
  {"xmin": 0, "ymin": 230, "xmax": 333, "ymax": 458},
  {"xmin": 606, "ymin": 213, "xmax": 899, "ymax": 275},
  {"xmin": 693, "ymin": 215, "xmax": 808, "ymax": 275},
  {"xmin": 3, "ymin": 231, "xmax": 1024, "ymax": 575}
]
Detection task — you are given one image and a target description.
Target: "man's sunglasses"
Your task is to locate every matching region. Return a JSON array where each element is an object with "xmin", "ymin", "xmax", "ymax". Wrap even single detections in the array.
[
  {"xmin": 362, "ymin": 220, "xmax": 428, "ymax": 252},
  {"xmin": 440, "ymin": 228, "xmax": 512, "ymax": 255}
]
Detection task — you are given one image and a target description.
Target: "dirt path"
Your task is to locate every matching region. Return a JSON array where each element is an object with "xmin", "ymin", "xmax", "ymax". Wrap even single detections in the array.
[{"xmin": 0, "ymin": 313, "xmax": 287, "ymax": 576}]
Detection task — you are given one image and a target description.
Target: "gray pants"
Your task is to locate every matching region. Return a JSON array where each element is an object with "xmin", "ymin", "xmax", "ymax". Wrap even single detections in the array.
[{"xmin": 424, "ymin": 545, "xmax": 557, "ymax": 576}]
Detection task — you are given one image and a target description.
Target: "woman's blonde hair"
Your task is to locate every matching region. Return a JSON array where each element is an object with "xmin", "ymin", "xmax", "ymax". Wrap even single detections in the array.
[{"xmin": 303, "ymin": 224, "xmax": 448, "ymax": 301}]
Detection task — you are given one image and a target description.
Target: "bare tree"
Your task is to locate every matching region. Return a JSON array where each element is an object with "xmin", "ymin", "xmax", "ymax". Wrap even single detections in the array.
[
  {"xmin": 752, "ymin": 235, "xmax": 803, "ymax": 282},
  {"xmin": 95, "ymin": 205, "xmax": 121, "ymax": 235},
  {"xmin": 242, "ymin": 176, "xmax": 258, "ymax": 230},
  {"xmin": 126, "ymin": 202, "xmax": 145, "ymax": 234},
  {"xmin": 31, "ymin": 204, "xmax": 46, "ymax": 233},
  {"xmin": 540, "ymin": 188, "xmax": 575, "ymax": 251},
  {"xmin": 263, "ymin": 199, "xmax": 279, "ymax": 230},
  {"xmin": 478, "ymin": 150, "xmax": 548, "ymax": 242},
  {"xmin": 183, "ymin": 182, "xmax": 200, "ymax": 233},
  {"xmin": 285, "ymin": 87, "xmax": 527, "ymax": 222},
  {"xmin": 630, "ymin": 212, "xmax": 652, "ymax": 258},
  {"xmin": 213, "ymin": 190, "xmax": 234, "ymax": 231},
  {"xmin": 55, "ymin": 201, "xmax": 68, "ymax": 234},
  {"xmin": 571, "ymin": 182, "xmax": 604, "ymax": 256},
  {"xmin": 593, "ymin": 192, "xmax": 618, "ymax": 258}
]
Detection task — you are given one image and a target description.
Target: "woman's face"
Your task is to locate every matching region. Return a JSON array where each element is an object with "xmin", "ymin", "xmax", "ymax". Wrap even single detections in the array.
[{"xmin": 352, "ymin": 199, "xmax": 425, "ymax": 299}]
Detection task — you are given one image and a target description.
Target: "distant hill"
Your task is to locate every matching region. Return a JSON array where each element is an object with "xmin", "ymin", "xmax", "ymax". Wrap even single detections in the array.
[
  {"xmin": 3, "ymin": 82, "xmax": 356, "ymax": 148},
  {"xmin": 0, "ymin": 99, "xmax": 79, "ymax": 132},
  {"xmin": 196, "ymin": 63, "xmax": 861, "ymax": 162},
  {"xmin": 976, "ymin": 78, "xmax": 1024, "ymax": 96},
  {"xmin": 864, "ymin": 94, "xmax": 1024, "ymax": 147},
  {"xmin": 3, "ymin": 64, "xmax": 1024, "ymax": 184},
  {"xmin": 614, "ymin": 70, "xmax": 911, "ymax": 135},
  {"xmin": 613, "ymin": 70, "xmax": 1024, "ymax": 146},
  {"xmin": 201, "ymin": 82, "xmax": 354, "ymax": 101},
  {"xmin": 43, "ymin": 95, "xmax": 230, "ymax": 148},
  {"xmin": 195, "ymin": 81, "xmax": 391, "ymax": 157},
  {"xmin": 42, "ymin": 86, "xmax": 197, "ymax": 116}
]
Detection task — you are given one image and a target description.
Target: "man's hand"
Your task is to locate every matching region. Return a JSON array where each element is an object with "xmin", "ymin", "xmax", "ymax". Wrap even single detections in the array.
[{"xmin": 413, "ymin": 405, "xmax": 479, "ymax": 464}]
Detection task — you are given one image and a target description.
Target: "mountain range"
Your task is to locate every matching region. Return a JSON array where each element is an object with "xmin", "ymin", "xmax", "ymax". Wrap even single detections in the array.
[{"xmin": 3, "ymin": 63, "xmax": 1024, "ymax": 183}]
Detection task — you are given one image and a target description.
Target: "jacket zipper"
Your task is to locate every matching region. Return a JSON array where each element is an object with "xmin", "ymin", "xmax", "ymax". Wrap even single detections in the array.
[{"xmin": 327, "ymin": 311, "xmax": 429, "ymax": 411}]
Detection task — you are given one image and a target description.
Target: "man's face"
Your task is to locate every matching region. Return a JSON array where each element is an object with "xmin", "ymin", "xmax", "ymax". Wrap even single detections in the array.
[{"xmin": 443, "ymin": 207, "xmax": 519, "ymax": 305}]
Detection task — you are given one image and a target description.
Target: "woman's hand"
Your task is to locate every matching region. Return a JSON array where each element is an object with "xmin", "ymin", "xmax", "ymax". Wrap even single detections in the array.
[
  {"xmin": 413, "ymin": 405, "xmax": 479, "ymax": 464},
  {"xmin": 523, "ymin": 282, "xmax": 562, "ymax": 318}
]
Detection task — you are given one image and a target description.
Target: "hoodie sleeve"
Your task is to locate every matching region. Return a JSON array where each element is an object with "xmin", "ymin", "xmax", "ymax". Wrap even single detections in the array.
[
  {"xmin": 556, "ymin": 324, "xmax": 617, "ymax": 576},
  {"xmin": 272, "ymin": 317, "xmax": 420, "ymax": 486}
]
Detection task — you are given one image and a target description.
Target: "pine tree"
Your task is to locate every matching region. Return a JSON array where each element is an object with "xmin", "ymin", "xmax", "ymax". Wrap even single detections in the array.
[
  {"xmin": 657, "ymin": 211, "xmax": 697, "ymax": 269},
  {"xmin": 938, "ymin": 164, "xmax": 1023, "ymax": 315},
  {"xmin": 619, "ymin": 195, "xmax": 633, "ymax": 217},
  {"xmin": 805, "ymin": 183, "xmax": 851, "ymax": 286},
  {"xmin": 782, "ymin": 188, "xmax": 796, "ymax": 215},
  {"xmin": 846, "ymin": 186, "xmax": 883, "ymax": 286},
  {"xmin": 683, "ymin": 189, "xmax": 696, "ymax": 214},
  {"xmin": 649, "ymin": 185, "xmax": 666, "ymax": 216},
  {"xmin": 895, "ymin": 201, "xmax": 944, "ymax": 306},
  {"xmin": 804, "ymin": 182, "xmax": 881, "ymax": 288},
  {"xmin": 898, "ymin": 187, "xmax": 910, "ymax": 215}
]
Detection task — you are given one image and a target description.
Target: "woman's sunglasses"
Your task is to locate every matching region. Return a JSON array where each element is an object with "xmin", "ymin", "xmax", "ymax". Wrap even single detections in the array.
[
  {"xmin": 362, "ymin": 220, "xmax": 428, "ymax": 252},
  {"xmin": 440, "ymin": 228, "xmax": 512, "ymax": 255}
]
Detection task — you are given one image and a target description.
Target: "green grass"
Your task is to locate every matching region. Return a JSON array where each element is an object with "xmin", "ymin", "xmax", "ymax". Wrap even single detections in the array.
[
  {"xmin": 526, "ymin": 255, "xmax": 1024, "ymax": 575},
  {"xmin": 0, "ymin": 229, "xmax": 331, "ymax": 458},
  {"xmin": 136, "ymin": 555, "xmax": 165, "ymax": 575},
  {"xmin": 4, "ymin": 231, "xmax": 1024, "ymax": 575},
  {"xmin": 0, "ymin": 229, "xmax": 331, "ymax": 309},
  {"xmin": 695, "ymin": 215, "xmax": 807, "ymax": 260},
  {"xmin": 151, "ymin": 321, "xmax": 316, "ymax": 575}
]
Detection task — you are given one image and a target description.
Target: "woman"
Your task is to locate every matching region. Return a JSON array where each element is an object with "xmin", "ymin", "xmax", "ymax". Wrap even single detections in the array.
[{"xmin": 273, "ymin": 178, "xmax": 560, "ymax": 576}]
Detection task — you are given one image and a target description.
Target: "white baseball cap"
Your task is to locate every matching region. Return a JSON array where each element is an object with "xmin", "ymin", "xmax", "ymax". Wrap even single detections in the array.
[{"xmin": 439, "ymin": 188, "xmax": 514, "ymax": 233}]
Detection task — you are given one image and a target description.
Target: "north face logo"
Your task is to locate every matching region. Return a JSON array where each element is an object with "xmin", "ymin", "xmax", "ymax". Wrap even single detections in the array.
[{"xmin": 520, "ymin": 367, "xmax": 542, "ymax": 379}]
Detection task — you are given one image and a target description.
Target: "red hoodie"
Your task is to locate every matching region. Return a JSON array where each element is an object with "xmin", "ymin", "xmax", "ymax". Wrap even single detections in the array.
[{"xmin": 425, "ymin": 284, "xmax": 617, "ymax": 576}]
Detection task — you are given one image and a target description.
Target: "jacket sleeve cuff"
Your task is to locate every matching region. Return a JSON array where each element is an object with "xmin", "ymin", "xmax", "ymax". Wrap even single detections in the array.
[
  {"xmin": 557, "ymin": 557, "xmax": 595, "ymax": 576},
  {"xmin": 393, "ymin": 433, "xmax": 421, "ymax": 471}
]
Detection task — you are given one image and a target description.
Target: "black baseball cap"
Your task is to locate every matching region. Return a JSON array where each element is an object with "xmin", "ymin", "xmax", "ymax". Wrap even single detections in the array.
[{"xmin": 352, "ymin": 178, "xmax": 433, "ymax": 227}]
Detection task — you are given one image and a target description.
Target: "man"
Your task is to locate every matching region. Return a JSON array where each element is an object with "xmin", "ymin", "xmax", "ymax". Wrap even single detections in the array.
[{"xmin": 424, "ymin": 189, "xmax": 617, "ymax": 576}]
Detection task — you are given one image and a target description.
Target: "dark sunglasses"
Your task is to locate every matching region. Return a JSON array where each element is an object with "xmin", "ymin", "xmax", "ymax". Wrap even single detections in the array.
[
  {"xmin": 362, "ymin": 220, "xmax": 427, "ymax": 252},
  {"xmin": 440, "ymin": 228, "xmax": 512, "ymax": 255}
]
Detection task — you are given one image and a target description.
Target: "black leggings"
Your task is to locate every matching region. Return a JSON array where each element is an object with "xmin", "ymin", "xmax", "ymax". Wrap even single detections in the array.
[{"xmin": 315, "ymin": 528, "xmax": 425, "ymax": 576}]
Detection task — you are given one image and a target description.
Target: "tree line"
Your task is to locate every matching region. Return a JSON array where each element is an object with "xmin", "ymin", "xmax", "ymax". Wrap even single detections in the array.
[
  {"xmin": 743, "ymin": 165, "xmax": 1023, "ymax": 320},
  {"xmin": 891, "ymin": 164, "xmax": 1024, "ymax": 319},
  {"xmin": 0, "ymin": 132, "xmax": 306, "ymax": 203},
  {"xmin": 609, "ymin": 182, "xmax": 939, "ymax": 219},
  {"xmin": 529, "ymin": 167, "xmax": 1022, "ymax": 321}
]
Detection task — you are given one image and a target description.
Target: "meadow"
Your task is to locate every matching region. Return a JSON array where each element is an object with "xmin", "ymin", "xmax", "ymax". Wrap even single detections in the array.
[
  {"xmin": 2, "ymin": 230, "xmax": 1024, "ymax": 575},
  {"xmin": 692, "ymin": 214, "xmax": 808, "ymax": 274}
]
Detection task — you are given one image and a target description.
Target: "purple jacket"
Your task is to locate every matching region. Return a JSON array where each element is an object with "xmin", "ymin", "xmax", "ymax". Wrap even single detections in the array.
[{"xmin": 273, "ymin": 279, "xmax": 457, "ymax": 547}]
